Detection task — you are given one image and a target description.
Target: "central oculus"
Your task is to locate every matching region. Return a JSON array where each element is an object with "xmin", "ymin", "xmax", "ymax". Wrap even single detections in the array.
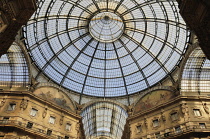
[{"xmin": 89, "ymin": 12, "xmax": 124, "ymax": 43}]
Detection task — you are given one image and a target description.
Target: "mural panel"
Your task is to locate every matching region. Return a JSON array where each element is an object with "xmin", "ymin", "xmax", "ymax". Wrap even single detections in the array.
[
  {"xmin": 134, "ymin": 90, "xmax": 175, "ymax": 114},
  {"xmin": 33, "ymin": 87, "xmax": 75, "ymax": 111}
]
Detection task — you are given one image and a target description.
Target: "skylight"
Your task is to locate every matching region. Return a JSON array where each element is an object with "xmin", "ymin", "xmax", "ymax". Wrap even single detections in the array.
[{"xmin": 23, "ymin": 0, "xmax": 190, "ymax": 97}]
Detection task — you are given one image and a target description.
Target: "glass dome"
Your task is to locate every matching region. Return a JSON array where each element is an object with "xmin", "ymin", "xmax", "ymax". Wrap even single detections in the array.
[{"xmin": 23, "ymin": 0, "xmax": 190, "ymax": 97}]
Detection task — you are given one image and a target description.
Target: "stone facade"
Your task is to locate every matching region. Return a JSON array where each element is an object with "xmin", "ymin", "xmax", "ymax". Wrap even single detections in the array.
[
  {"xmin": 122, "ymin": 92, "xmax": 210, "ymax": 139},
  {"xmin": 0, "ymin": 90, "xmax": 85, "ymax": 139}
]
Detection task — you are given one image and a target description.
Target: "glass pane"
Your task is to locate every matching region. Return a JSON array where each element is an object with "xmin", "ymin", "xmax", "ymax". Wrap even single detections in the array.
[{"xmin": 24, "ymin": 0, "xmax": 189, "ymax": 97}]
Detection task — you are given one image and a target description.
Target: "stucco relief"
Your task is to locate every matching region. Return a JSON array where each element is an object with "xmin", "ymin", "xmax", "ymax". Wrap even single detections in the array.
[{"xmin": 20, "ymin": 99, "xmax": 28, "ymax": 110}]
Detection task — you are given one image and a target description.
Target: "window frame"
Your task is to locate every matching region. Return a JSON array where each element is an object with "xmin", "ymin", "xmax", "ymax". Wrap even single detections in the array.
[
  {"xmin": 26, "ymin": 122, "xmax": 33, "ymax": 128},
  {"xmin": 30, "ymin": 108, "xmax": 38, "ymax": 117},
  {"xmin": 46, "ymin": 129, "xmax": 52, "ymax": 136},
  {"xmin": 152, "ymin": 119, "xmax": 159, "ymax": 128},
  {"xmin": 2, "ymin": 117, "xmax": 9, "ymax": 124},
  {"xmin": 170, "ymin": 112, "xmax": 179, "ymax": 121},
  {"xmin": 174, "ymin": 126, "xmax": 182, "ymax": 134},
  {"xmin": 65, "ymin": 123, "xmax": 71, "ymax": 131},
  {"xmin": 49, "ymin": 116, "xmax": 56, "ymax": 124},
  {"xmin": 7, "ymin": 103, "xmax": 16, "ymax": 111},
  {"xmin": 193, "ymin": 109, "xmax": 202, "ymax": 116},
  {"xmin": 136, "ymin": 124, "xmax": 142, "ymax": 133},
  {"xmin": 199, "ymin": 123, "xmax": 206, "ymax": 129}
]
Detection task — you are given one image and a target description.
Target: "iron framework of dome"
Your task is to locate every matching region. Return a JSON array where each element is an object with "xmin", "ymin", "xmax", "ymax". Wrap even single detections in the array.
[{"xmin": 23, "ymin": 0, "xmax": 190, "ymax": 97}]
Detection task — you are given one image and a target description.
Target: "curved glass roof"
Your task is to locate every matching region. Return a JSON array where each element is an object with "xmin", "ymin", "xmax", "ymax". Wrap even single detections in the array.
[
  {"xmin": 0, "ymin": 42, "xmax": 30, "ymax": 88},
  {"xmin": 181, "ymin": 47, "xmax": 210, "ymax": 93},
  {"xmin": 81, "ymin": 102, "xmax": 128, "ymax": 139},
  {"xmin": 23, "ymin": 0, "xmax": 190, "ymax": 97}
]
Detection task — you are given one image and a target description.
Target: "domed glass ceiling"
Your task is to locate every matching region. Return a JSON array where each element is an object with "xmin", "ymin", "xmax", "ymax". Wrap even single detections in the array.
[{"xmin": 23, "ymin": 0, "xmax": 190, "ymax": 97}]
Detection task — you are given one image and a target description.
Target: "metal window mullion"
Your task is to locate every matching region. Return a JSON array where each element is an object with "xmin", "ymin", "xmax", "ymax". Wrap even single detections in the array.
[
  {"xmin": 112, "ymin": 42, "xmax": 130, "ymax": 105},
  {"xmin": 29, "ymin": 25, "xmax": 87, "ymax": 51},
  {"xmin": 104, "ymin": 43, "xmax": 107, "ymax": 97},
  {"xmin": 114, "ymin": 0, "xmax": 124, "ymax": 13},
  {"xmin": 28, "ymin": 15, "xmax": 88, "ymax": 25},
  {"xmin": 62, "ymin": 0, "xmax": 94, "ymax": 15},
  {"xmin": 35, "ymin": 0, "xmax": 57, "ymax": 78},
  {"xmin": 79, "ymin": 40, "xmax": 100, "ymax": 104},
  {"xmin": 118, "ymin": 38, "xmax": 150, "ymax": 88},
  {"xmin": 124, "ymin": 18, "xmax": 186, "ymax": 29},
  {"xmin": 60, "ymin": 37, "xmax": 93, "ymax": 85},
  {"xmin": 147, "ymin": 0, "xmax": 173, "ymax": 77},
  {"xmin": 198, "ymin": 57, "xmax": 206, "ymax": 94},
  {"xmin": 120, "ymin": 0, "xmax": 157, "ymax": 17},
  {"xmin": 122, "ymin": 32, "xmax": 170, "ymax": 74},
  {"xmin": 125, "ymin": 27, "xmax": 182, "ymax": 55},
  {"xmin": 115, "ymin": 108, "xmax": 123, "ymax": 137},
  {"xmin": 92, "ymin": 0, "xmax": 100, "ymax": 11},
  {"xmin": 35, "ymin": 32, "xmax": 90, "ymax": 79},
  {"xmin": 6, "ymin": 53, "xmax": 14, "ymax": 88}
]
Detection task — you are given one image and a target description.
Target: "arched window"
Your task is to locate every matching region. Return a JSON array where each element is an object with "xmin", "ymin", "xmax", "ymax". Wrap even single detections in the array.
[
  {"xmin": 181, "ymin": 47, "xmax": 210, "ymax": 93},
  {"xmin": 0, "ymin": 42, "xmax": 30, "ymax": 89},
  {"xmin": 81, "ymin": 102, "xmax": 128, "ymax": 139}
]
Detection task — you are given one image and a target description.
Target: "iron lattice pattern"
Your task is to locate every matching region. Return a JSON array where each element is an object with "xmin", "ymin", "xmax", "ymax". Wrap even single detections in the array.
[
  {"xmin": 23, "ymin": 0, "xmax": 190, "ymax": 97},
  {"xmin": 81, "ymin": 102, "xmax": 128, "ymax": 139},
  {"xmin": 181, "ymin": 48, "xmax": 210, "ymax": 93},
  {"xmin": 0, "ymin": 43, "xmax": 29, "ymax": 88}
]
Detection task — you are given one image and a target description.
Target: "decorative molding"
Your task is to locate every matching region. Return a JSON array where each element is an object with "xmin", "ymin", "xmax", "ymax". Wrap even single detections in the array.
[
  {"xmin": 180, "ymin": 103, "xmax": 189, "ymax": 121},
  {"xmin": 59, "ymin": 114, "xmax": 64, "ymax": 126},
  {"xmin": 0, "ymin": 98, "xmax": 6, "ymax": 108},
  {"xmin": 20, "ymin": 99, "xmax": 29, "ymax": 110},
  {"xmin": 42, "ymin": 108, "xmax": 47, "ymax": 118},
  {"xmin": 151, "ymin": 117, "xmax": 161, "ymax": 130},
  {"xmin": 161, "ymin": 111, "xmax": 166, "ymax": 123}
]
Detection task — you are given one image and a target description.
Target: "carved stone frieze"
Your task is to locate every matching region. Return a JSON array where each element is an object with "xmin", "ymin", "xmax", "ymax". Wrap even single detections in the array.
[
  {"xmin": 20, "ymin": 99, "xmax": 29, "ymax": 110},
  {"xmin": 203, "ymin": 103, "xmax": 209, "ymax": 114},
  {"xmin": 180, "ymin": 103, "xmax": 189, "ymax": 121},
  {"xmin": 0, "ymin": 98, "xmax": 6, "ymax": 108},
  {"xmin": 42, "ymin": 108, "xmax": 47, "ymax": 118}
]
